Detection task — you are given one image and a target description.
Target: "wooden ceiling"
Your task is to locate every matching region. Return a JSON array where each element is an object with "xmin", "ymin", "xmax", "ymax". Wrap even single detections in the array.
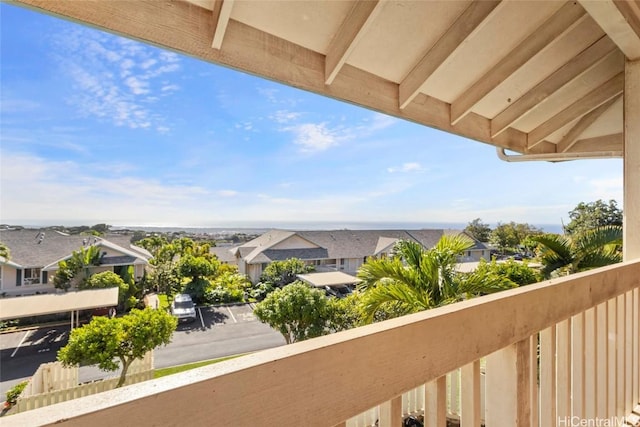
[{"xmin": 11, "ymin": 0, "xmax": 640, "ymax": 158}]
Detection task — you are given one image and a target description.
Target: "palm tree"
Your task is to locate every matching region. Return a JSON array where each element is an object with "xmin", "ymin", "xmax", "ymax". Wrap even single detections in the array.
[
  {"xmin": 356, "ymin": 235, "xmax": 516, "ymax": 322},
  {"xmin": 532, "ymin": 225, "xmax": 622, "ymax": 278}
]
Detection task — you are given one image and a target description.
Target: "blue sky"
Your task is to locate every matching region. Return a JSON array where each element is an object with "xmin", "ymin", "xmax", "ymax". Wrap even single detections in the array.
[{"xmin": 0, "ymin": 4, "xmax": 623, "ymax": 230}]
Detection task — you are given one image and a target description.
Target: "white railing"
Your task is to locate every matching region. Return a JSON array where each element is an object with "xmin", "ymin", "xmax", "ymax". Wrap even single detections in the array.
[{"xmin": 6, "ymin": 260, "xmax": 640, "ymax": 427}]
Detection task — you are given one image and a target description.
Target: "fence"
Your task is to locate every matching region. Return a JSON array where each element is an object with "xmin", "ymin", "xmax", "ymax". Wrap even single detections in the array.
[{"xmin": 15, "ymin": 352, "xmax": 153, "ymax": 413}]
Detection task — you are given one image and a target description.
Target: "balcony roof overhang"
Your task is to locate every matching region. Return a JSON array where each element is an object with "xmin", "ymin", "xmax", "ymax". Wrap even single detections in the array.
[{"xmin": 7, "ymin": 0, "xmax": 640, "ymax": 160}]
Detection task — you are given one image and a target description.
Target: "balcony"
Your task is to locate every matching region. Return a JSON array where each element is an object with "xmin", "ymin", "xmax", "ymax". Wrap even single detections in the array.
[{"xmin": 8, "ymin": 259, "xmax": 639, "ymax": 426}]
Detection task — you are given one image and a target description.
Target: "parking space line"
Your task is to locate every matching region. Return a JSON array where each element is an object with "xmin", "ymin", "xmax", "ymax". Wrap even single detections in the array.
[
  {"xmin": 198, "ymin": 307, "xmax": 205, "ymax": 328},
  {"xmin": 226, "ymin": 306, "xmax": 237, "ymax": 323},
  {"xmin": 11, "ymin": 330, "xmax": 31, "ymax": 358}
]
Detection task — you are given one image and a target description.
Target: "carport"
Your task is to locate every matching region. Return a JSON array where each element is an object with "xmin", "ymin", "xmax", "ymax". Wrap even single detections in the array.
[
  {"xmin": 0, "ymin": 288, "xmax": 119, "ymax": 328},
  {"xmin": 297, "ymin": 271, "xmax": 361, "ymax": 289}
]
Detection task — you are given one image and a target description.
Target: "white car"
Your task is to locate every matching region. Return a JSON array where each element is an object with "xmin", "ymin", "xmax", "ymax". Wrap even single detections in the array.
[{"xmin": 171, "ymin": 294, "xmax": 197, "ymax": 323}]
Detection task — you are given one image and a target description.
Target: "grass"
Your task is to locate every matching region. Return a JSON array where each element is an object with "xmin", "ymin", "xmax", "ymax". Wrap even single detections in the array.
[
  {"xmin": 153, "ymin": 354, "xmax": 247, "ymax": 379},
  {"xmin": 157, "ymin": 294, "xmax": 170, "ymax": 311}
]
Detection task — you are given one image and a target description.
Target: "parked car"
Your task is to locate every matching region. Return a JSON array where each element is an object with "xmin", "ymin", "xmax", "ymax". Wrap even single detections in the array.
[{"xmin": 171, "ymin": 294, "xmax": 197, "ymax": 322}]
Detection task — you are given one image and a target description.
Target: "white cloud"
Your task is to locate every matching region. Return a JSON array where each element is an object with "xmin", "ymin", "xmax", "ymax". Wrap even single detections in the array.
[
  {"xmin": 52, "ymin": 27, "xmax": 182, "ymax": 131},
  {"xmin": 271, "ymin": 110, "xmax": 302, "ymax": 124},
  {"xmin": 587, "ymin": 176, "xmax": 623, "ymax": 202},
  {"xmin": 218, "ymin": 190, "xmax": 238, "ymax": 197},
  {"xmin": 387, "ymin": 162, "xmax": 425, "ymax": 173},
  {"xmin": 288, "ymin": 122, "xmax": 342, "ymax": 152}
]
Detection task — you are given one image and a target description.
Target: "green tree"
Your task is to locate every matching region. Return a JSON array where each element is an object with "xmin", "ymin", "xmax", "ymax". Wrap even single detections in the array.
[
  {"xmin": 490, "ymin": 222, "xmax": 542, "ymax": 254},
  {"xmin": 254, "ymin": 281, "xmax": 331, "ymax": 344},
  {"xmin": 532, "ymin": 226, "xmax": 622, "ymax": 278},
  {"xmin": 58, "ymin": 308, "xmax": 177, "ymax": 387},
  {"xmin": 52, "ymin": 245, "xmax": 102, "ymax": 291},
  {"xmin": 473, "ymin": 259, "xmax": 541, "ymax": 286},
  {"xmin": 464, "ymin": 218, "xmax": 492, "ymax": 242},
  {"xmin": 259, "ymin": 258, "xmax": 315, "ymax": 288},
  {"xmin": 356, "ymin": 235, "xmax": 516, "ymax": 322},
  {"xmin": 81, "ymin": 271, "xmax": 129, "ymax": 306},
  {"xmin": 565, "ymin": 199, "xmax": 622, "ymax": 236},
  {"xmin": 0, "ymin": 242, "xmax": 10, "ymax": 260}
]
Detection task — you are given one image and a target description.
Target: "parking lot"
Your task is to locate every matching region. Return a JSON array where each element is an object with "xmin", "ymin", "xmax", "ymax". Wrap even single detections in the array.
[{"xmin": 0, "ymin": 303, "xmax": 285, "ymax": 394}]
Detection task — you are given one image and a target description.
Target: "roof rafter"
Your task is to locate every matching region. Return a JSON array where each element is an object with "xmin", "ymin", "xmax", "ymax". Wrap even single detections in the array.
[
  {"xmin": 450, "ymin": 2, "xmax": 587, "ymax": 126},
  {"xmin": 579, "ymin": 0, "xmax": 640, "ymax": 60},
  {"xmin": 325, "ymin": 0, "xmax": 383, "ymax": 85},
  {"xmin": 556, "ymin": 95, "xmax": 621, "ymax": 153},
  {"xmin": 566, "ymin": 133, "xmax": 622, "ymax": 153},
  {"xmin": 527, "ymin": 72, "xmax": 624, "ymax": 148},
  {"xmin": 490, "ymin": 36, "xmax": 617, "ymax": 138},
  {"xmin": 211, "ymin": 0, "xmax": 234, "ymax": 49},
  {"xmin": 398, "ymin": 0, "xmax": 501, "ymax": 110}
]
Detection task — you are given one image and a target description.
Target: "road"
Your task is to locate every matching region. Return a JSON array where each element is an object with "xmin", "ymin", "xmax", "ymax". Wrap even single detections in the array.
[{"xmin": 0, "ymin": 304, "xmax": 285, "ymax": 395}]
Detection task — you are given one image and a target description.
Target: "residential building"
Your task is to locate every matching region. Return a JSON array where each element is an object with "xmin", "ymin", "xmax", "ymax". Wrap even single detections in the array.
[
  {"xmin": 0, "ymin": 229, "xmax": 151, "ymax": 296},
  {"xmin": 233, "ymin": 229, "xmax": 489, "ymax": 283}
]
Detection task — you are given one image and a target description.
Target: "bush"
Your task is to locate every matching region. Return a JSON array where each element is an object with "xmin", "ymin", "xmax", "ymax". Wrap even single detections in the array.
[{"xmin": 5, "ymin": 380, "xmax": 28, "ymax": 407}]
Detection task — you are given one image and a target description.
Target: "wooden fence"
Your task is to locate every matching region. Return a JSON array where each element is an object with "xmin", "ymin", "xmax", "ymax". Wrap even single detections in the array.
[{"xmin": 15, "ymin": 352, "xmax": 153, "ymax": 413}]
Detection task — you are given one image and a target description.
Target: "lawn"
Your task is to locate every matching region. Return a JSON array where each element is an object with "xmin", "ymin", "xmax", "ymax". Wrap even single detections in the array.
[{"xmin": 153, "ymin": 354, "xmax": 247, "ymax": 379}]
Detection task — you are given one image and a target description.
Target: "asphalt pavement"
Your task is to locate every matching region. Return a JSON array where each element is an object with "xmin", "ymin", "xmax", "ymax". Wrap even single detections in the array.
[{"xmin": 0, "ymin": 303, "xmax": 286, "ymax": 395}]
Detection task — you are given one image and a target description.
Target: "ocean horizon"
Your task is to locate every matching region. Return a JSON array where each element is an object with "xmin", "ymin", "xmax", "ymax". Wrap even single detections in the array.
[{"xmin": 109, "ymin": 221, "xmax": 565, "ymax": 235}]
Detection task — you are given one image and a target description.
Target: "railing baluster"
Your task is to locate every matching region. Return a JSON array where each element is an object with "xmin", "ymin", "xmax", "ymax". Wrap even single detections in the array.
[
  {"xmin": 625, "ymin": 291, "xmax": 633, "ymax": 416},
  {"xmin": 596, "ymin": 302, "xmax": 608, "ymax": 420},
  {"xmin": 379, "ymin": 396, "xmax": 402, "ymax": 427},
  {"xmin": 530, "ymin": 334, "xmax": 539, "ymax": 427},
  {"xmin": 485, "ymin": 339, "xmax": 531, "ymax": 427},
  {"xmin": 608, "ymin": 297, "xmax": 617, "ymax": 417},
  {"xmin": 584, "ymin": 307, "xmax": 596, "ymax": 419},
  {"xmin": 540, "ymin": 326, "xmax": 556, "ymax": 427},
  {"xmin": 572, "ymin": 312, "xmax": 585, "ymax": 418},
  {"xmin": 424, "ymin": 377, "xmax": 446, "ymax": 427},
  {"xmin": 557, "ymin": 319, "xmax": 571, "ymax": 422},
  {"xmin": 633, "ymin": 288, "xmax": 639, "ymax": 408},
  {"xmin": 461, "ymin": 360, "xmax": 481, "ymax": 426},
  {"xmin": 617, "ymin": 294, "xmax": 625, "ymax": 418}
]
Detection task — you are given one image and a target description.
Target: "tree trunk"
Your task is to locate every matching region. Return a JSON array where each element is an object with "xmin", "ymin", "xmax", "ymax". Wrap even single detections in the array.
[{"xmin": 116, "ymin": 357, "xmax": 132, "ymax": 388}]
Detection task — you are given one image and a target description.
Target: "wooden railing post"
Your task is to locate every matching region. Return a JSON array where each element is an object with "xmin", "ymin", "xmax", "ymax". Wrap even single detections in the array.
[
  {"xmin": 461, "ymin": 361, "xmax": 481, "ymax": 426},
  {"xmin": 424, "ymin": 377, "xmax": 446, "ymax": 427},
  {"xmin": 379, "ymin": 396, "xmax": 402, "ymax": 427},
  {"xmin": 485, "ymin": 339, "xmax": 531, "ymax": 427}
]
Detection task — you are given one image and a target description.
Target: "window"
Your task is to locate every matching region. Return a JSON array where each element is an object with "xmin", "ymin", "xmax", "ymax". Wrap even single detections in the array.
[{"xmin": 24, "ymin": 268, "xmax": 42, "ymax": 285}]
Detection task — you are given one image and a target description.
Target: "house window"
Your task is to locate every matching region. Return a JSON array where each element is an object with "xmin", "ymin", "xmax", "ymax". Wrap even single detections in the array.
[
  {"xmin": 339, "ymin": 259, "xmax": 345, "ymax": 270},
  {"xmin": 24, "ymin": 268, "xmax": 42, "ymax": 285}
]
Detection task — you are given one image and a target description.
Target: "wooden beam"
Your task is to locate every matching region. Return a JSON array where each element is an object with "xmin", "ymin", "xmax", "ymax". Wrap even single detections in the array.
[
  {"xmin": 557, "ymin": 95, "xmax": 621, "ymax": 153},
  {"xmin": 491, "ymin": 36, "xmax": 617, "ymax": 138},
  {"xmin": 527, "ymin": 72, "xmax": 624, "ymax": 148},
  {"xmin": 211, "ymin": 0, "xmax": 234, "ymax": 49},
  {"xmin": 624, "ymin": 58, "xmax": 640, "ymax": 260},
  {"xmin": 398, "ymin": 0, "xmax": 501, "ymax": 109},
  {"xmin": 566, "ymin": 133, "xmax": 623, "ymax": 153},
  {"xmin": 579, "ymin": 0, "xmax": 640, "ymax": 60},
  {"xmin": 325, "ymin": 0, "xmax": 382, "ymax": 85},
  {"xmin": 450, "ymin": 2, "xmax": 587, "ymax": 125}
]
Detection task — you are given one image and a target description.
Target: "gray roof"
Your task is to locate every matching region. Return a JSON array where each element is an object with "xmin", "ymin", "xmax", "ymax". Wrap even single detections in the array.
[
  {"xmin": 210, "ymin": 246, "xmax": 238, "ymax": 264},
  {"xmin": 0, "ymin": 229, "xmax": 148, "ymax": 268},
  {"xmin": 239, "ymin": 229, "xmax": 484, "ymax": 264}
]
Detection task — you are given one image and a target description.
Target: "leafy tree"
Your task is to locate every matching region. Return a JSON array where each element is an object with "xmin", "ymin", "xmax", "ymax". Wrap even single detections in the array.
[
  {"xmin": 205, "ymin": 271, "xmax": 251, "ymax": 304},
  {"xmin": 357, "ymin": 236, "xmax": 516, "ymax": 322},
  {"xmin": 259, "ymin": 258, "xmax": 315, "ymax": 288},
  {"xmin": 532, "ymin": 226, "xmax": 622, "ymax": 278},
  {"xmin": 52, "ymin": 245, "xmax": 102, "ymax": 291},
  {"xmin": 473, "ymin": 259, "xmax": 541, "ymax": 286},
  {"xmin": 80, "ymin": 271, "xmax": 129, "ymax": 305},
  {"xmin": 254, "ymin": 281, "xmax": 331, "ymax": 344},
  {"xmin": 490, "ymin": 222, "xmax": 542, "ymax": 254},
  {"xmin": 326, "ymin": 293, "xmax": 364, "ymax": 332},
  {"xmin": 58, "ymin": 308, "xmax": 177, "ymax": 387},
  {"xmin": 464, "ymin": 218, "xmax": 492, "ymax": 242},
  {"xmin": 565, "ymin": 199, "xmax": 622, "ymax": 236}
]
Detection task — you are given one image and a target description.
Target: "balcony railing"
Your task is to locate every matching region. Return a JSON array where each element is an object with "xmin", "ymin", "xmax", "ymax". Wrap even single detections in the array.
[{"xmin": 7, "ymin": 260, "xmax": 640, "ymax": 427}]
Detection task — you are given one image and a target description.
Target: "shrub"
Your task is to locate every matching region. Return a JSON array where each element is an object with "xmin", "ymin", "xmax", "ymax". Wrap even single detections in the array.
[{"xmin": 5, "ymin": 380, "xmax": 28, "ymax": 407}]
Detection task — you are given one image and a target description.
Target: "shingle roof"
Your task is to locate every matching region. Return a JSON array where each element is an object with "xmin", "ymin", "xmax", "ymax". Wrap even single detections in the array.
[
  {"xmin": 239, "ymin": 229, "xmax": 480, "ymax": 264},
  {"xmin": 0, "ymin": 229, "xmax": 148, "ymax": 268}
]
